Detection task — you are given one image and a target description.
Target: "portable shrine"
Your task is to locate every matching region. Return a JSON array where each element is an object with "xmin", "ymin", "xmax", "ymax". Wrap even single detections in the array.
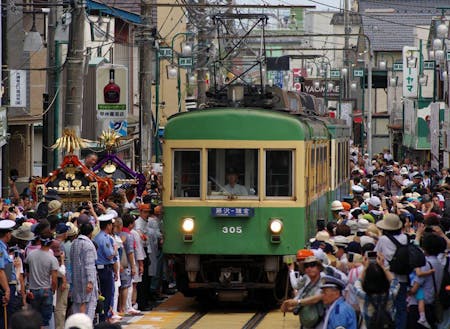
[
  {"xmin": 32, "ymin": 129, "xmax": 113, "ymax": 207},
  {"xmin": 93, "ymin": 130, "xmax": 146, "ymax": 198}
]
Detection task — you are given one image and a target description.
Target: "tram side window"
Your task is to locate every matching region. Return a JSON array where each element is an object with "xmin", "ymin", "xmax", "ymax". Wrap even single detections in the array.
[
  {"xmin": 266, "ymin": 150, "xmax": 293, "ymax": 197},
  {"xmin": 207, "ymin": 149, "xmax": 258, "ymax": 198},
  {"xmin": 173, "ymin": 150, "xmax": 200, "ymax": 198}
]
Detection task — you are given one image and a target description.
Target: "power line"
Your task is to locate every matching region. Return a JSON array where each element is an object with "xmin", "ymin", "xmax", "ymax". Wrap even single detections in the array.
[{"xmin": 306, "ymin": 0, "xmax": 437, "ymax": 31}]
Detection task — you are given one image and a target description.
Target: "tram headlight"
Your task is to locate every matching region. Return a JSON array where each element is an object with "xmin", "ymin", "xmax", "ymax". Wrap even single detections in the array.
[
  {"xmin": 182, "ymin": 217, "xmax": 195, "ymax": 233},
  {"xmin": 269, "ymin": 219, "xmax": 283, "ymax": 234}
]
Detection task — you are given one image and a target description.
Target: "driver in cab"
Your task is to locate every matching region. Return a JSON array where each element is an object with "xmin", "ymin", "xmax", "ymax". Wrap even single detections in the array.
[{"xmin": 223, "ymin": 169, "xmax": 248, "ymax": 196}]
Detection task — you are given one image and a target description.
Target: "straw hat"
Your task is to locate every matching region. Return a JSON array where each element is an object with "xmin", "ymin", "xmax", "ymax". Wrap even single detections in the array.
[
  {"xmin": 11, "ymin": 223, "xmax": 35, "ymax": 241},
  {"xmin": 48, "ymin": 200, "xmax": 62, "ymax": 215},
  {"xmin": 331, "ymin": 200, "xmax": 344, "ymax": 211},
  {"xmin": 366, "ymin": 223, "xmax": 381, "ymax": 238},
  {"xmin": 300, "ymin": 256, "xmax": 324, "ymax": 271},
  {"xmin": 309, "ymin": 230, "xmax": 330, "ymax": 243},
  {"xmin": 66, "ymin": 222, "xmax": 79, "ymax": 237},
  {"xmin": 376, "ymin": 213, "xmax": 402, "ymax": 231}
]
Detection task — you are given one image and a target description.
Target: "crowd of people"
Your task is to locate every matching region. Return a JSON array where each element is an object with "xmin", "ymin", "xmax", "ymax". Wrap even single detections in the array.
[
  {"xmin": 0, "ymin": 163, "xmax": 168, "ymax": 329},
  {"xmin": 281, "ymin": 149, "xmax": 450, "ymax": 329},
  {"xmin": 2, "ymin": 148, "xmax": 450, "ymax": 329}
]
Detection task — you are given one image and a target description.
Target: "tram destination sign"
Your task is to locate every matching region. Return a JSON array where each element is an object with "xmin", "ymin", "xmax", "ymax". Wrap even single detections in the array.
[{"xmin": 211, "ymin": 207, "xmax": 255, "ymax": 217}]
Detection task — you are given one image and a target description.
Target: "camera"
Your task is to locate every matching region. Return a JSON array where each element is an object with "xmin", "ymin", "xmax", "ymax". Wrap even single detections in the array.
[
  {"xmin": 348, "ymin": 252, "xmax": 355, "ymax": 263},
  {"xmin": 424, "ymin": 226, "xmax": 434, "ymax": 233},
  {"xmin": 366, "ymin": 251, "xmax": 377, "ymax": 263},
  {"xmin": 10, "ymin": 169, "xmax": 18, "ymax": 182},
  {"xmin": 81, "ymin": 201, "xmax": 91, "ymax": 210}
]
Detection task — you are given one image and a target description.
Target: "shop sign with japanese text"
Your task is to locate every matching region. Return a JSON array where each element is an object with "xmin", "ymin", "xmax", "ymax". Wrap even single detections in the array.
[{"xmin": 402, "ymin": 46, "xmax": 418, "ymax": 98}]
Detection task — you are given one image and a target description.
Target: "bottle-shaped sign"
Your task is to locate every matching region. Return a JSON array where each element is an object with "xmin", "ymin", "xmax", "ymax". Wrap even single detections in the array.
[{"xmin": 103, "ymin": 69, "xmax": 120, "ymax": 103}]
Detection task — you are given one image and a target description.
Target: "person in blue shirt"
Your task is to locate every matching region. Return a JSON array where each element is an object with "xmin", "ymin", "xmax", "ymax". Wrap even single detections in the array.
[
  {"xmin": 93, "ymin": 213, "xmax": 117, "ymax": 323},
  {"xmin": 321, "ymin": 275, "xmax": 357, "ymax": 329},
  {"xmin": 0, "ymin": 220, "xmax": 20, "ymax": 328}
]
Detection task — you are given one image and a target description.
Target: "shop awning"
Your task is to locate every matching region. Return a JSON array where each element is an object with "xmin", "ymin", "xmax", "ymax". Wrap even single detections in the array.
[{"xmin": 86, "ymin": 1, "xmax": 142, "ymax": 24}]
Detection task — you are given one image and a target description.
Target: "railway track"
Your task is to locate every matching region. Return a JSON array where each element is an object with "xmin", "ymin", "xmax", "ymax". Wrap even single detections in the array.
[{"xmin": 123, "ymin": 293, "xmax": 299, "ymax": 329}]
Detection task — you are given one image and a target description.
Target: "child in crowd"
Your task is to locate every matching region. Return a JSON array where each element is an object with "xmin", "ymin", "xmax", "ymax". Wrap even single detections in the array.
[{"xmin": 409, "ymin": 266, "xmax": 435, "ymax": 329}]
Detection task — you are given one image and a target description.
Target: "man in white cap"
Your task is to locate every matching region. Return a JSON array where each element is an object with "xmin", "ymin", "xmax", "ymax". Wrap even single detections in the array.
[
  {"xmin": 334, "ymin": 236, "xmax": 349, "ymax": 274},
  {"xmin": 64, "ymin": 312, "xmax": 93, "ymax": 329},
  {"xmin": 321, "ymin": 275, "xmax": 357, "ymax": 329},
  {"xmin": 367, "ymin": 196, "xmax": 383, "ymax": 222},
  {"xmin": 0, "ymin": 220, "xmax": 20, "ymax": 328},
  {"xmin": 330, "ymin": 200, "xmax": 344, "ymax": 222},
  {"xmin": 92, "ymin": 213, "xmax": 117, "ymax": 323}
]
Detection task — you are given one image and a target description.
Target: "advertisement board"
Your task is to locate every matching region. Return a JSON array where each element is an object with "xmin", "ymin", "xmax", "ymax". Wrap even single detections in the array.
[{"xmin": 96, "ymin": 65, "xmax": 128, "ymax": 119}]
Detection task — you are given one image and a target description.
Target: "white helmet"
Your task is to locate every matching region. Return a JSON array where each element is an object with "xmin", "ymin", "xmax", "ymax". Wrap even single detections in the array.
[{"xmin": 331, "ymin": 200, "xmax": 344, "ymax": 211}]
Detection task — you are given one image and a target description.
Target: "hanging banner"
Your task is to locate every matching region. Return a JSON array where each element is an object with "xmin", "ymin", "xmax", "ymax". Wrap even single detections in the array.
[
  {"xmin": 430, "ymin": 102, "xmax": 440, "ymax": 170},
  {"xmin": 403, "ymin": 99, "xmax": 415, "ymax": 136},
  {"xmin": 9, "ymin": 70, "xmax": 27, "ymax": 108},
  {"xmin": 402, "ymin": 46, "xmax": 419, "ymax": 98}
]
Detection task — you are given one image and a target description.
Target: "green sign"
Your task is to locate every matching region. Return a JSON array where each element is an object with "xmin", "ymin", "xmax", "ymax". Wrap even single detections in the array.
[
  {"xmin": 159, "ymin": 47, "xmax": 173, "ymax": 58},
  {"xmin": 393, "ymin": 63, "xmax": 403, "ymax": 71},
  {"xmin": 97, "ymin": 104, "xmax": 127, "ymax": 110},
  {"xmin": 330, "ymin": 70, "xmax": 340, "ymax": 78},
  {"xmin": 423, "ymin": 61, "xmax": 435, "ymax": 70},
  {"xmin": 447, "ymin": 51, "xmax": 450, "ymax": 61},
  {"xmin": 353, "ymin": 69, "xmax": 364, "ymax": 77},
  {"xmin": 178, "ymin": 57, "xmax": 193, "ymax": 68}
]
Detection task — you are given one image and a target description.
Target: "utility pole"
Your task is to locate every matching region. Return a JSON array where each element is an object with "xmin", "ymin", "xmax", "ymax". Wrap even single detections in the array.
[
  {"xmin": 343, "ymin": 0, "xmax": 350, "ymax": 99},
  {"xmin": 43, "ymin": 0, "xmax": 60, "ymax": 175},
  {"xmin": 139, "ymin": 0, "xmax": 153, "ymax": 171},
  {"xmin": 196, "ymin": 0, "xmax": 207, "ymax": 107},
  {"xmin": 64, "ymin": 0, "xmax": 85, "ymax": 136},
  {"xmin": 367, "ymin": 50, "xmax": 373, "ymax": 158}
]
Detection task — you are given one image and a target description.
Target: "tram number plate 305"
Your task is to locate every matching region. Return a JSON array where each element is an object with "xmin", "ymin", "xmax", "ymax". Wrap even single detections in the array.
[{"xmin": 222, "ymin": 226, "xmax": 242, "ymax": 234}]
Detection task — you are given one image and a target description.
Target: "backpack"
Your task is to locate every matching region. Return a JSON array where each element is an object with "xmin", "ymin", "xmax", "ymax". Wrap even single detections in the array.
[
  {"xmin": 386, "ymin": 235, "xmax": 426, "ymax": 275},
  {"xmin": 367, "ymin": 294, "xmax": 395, "ymax": 329}
]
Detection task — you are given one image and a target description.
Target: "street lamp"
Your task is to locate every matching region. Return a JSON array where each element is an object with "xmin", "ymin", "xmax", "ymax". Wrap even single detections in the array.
[
  {"xmin": 167, "ymin": 65, "xmax": 178, "ymax": 79},
  {"xmin": 171, "ymin": 31, "xmax": 195, "ymax": 112},
  {"xmin": 390, "ymin": 76, "xmax": 399, "ymax": 87},
  {"xmin": 419, "ymin": 73, "xmax": 428, "ymax": 86},
  {"xmin": 407, "ymin": 51, "xmax": 418, "ymax": 68},
  {"xmin": 24, "ymin": 12, "xmax": 44, "ymax": 52}
]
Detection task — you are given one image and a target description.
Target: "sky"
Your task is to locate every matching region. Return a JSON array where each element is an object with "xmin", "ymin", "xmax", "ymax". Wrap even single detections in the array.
[
  {"xmin": 301, "ymin": 0, "xmax": 342, "ymax": 11},
  {"xmin": 240, "ymin": 0, "xmax": 344, "ymax": 12}
]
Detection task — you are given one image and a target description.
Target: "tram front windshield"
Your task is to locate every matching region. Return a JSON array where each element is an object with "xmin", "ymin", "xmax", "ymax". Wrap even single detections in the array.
[{"xmin": 172, "ymin": 148, "xmax": 293, "ymax": 199}]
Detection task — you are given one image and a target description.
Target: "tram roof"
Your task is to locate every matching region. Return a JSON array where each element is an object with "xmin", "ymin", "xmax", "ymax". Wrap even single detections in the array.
[
  {"xmin": 165, "ymin": 108, "xmax": 329, "ymax": 141},
  {"xmin": 315, "ymin": 117, "xmax": 352, "ymax": 138}
]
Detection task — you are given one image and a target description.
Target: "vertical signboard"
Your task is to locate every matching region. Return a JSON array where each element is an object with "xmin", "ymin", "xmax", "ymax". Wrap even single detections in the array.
[
  {"xmin": 96, "ymin": 65, "xmax": 128, "ymax": 119},
  {"xmin": 403, "ymin": 99, "xmax": 415, "ymax": 136},
  {"xmin": 9, "ymin": 70, "xmax": 27, "ymax": 108},
  {"xmin": 402, "ymin": 46, "xmax": 419, "ymax": 98},
  {"xmin": 0, "ymin": 108, "xmax": 6, "ymax": 148},
  {"xmin": 430, "ymin": 102, "xmax": 440, "ymax": 170}
]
